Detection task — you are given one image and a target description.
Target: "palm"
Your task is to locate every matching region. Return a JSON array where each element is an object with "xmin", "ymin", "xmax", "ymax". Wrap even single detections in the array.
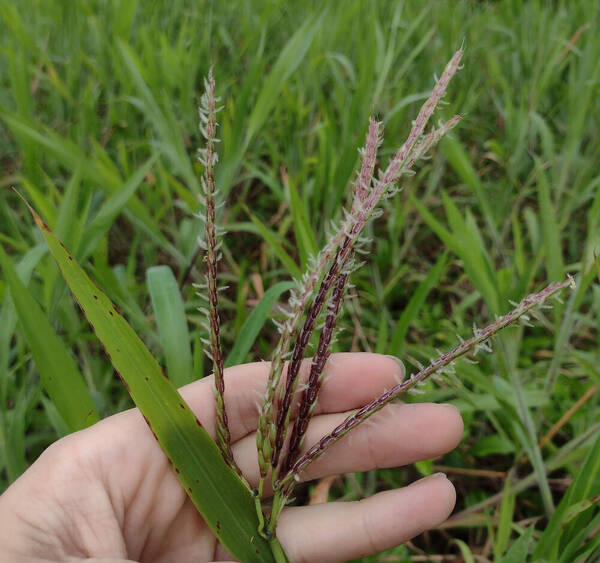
[{"xmin": 0, "ymin": 354, "xmax": 462, "ymax": 562}]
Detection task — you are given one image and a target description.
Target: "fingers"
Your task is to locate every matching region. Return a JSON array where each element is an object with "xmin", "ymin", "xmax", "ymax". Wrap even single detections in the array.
[
  {"xmin": 77, "ymin": 353, "xmax": 405, "ymax": 499},
  {"xmin": 232, "ymin": 402, "xmax": 463, "ymax": 490},
  {"xmin": 178, "ymin": 353, "xmax": 404, "ymax": 441},
  {"xmin": 276, "ymin": 473, "xmax": 456, "ymax": 563},
  {"xmin": 294, "ymin": 403, "xmax": 464, "ymax": 480}
]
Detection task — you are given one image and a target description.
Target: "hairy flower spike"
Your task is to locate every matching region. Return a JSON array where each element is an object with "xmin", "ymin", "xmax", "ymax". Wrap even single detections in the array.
[
  {"xmin": 278, "ymin": 278, "xmax": 573, "ymax": 486},
  {"xmin": 259, "ymin": 48, "xmax": 464, "ymax": 522},
  {"xmin": 267, "ymin": 97, "xmax": 462, "ymax": 476},
  {"xmin": 279, "ymin": 269, "xmax": 349, "ymax": 480},
  {"xmin": 377, "ymin": 48, "xmax": 462, "ymax": 188},
  {"xmin": 196, "ymin": 68, "xmax": 240, "ymax": 477},
  {"xmin": 255, "ymin": 118, "xmax": 388, "ymax": 488},
  {"xmin": 352, "ymin": 118, "xmax": 383, "ymax": 207}
]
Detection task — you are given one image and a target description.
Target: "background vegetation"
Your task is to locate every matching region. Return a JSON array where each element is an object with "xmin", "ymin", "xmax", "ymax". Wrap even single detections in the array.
[{"xmin": 1, "ymin": 0, "xmax": 599, "ymax": 560}]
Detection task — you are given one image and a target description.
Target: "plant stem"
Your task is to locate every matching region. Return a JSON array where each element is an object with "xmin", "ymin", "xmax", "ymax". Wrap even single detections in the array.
[{"xmin": 269, "ymin": 536, "xmax": 290, "ymax": 563}]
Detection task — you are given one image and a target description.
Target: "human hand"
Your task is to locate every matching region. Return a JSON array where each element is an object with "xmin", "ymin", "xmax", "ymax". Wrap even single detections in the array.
[{"xmin": 0, "ymin": 353, "xmax": 463, "ymax": 562}]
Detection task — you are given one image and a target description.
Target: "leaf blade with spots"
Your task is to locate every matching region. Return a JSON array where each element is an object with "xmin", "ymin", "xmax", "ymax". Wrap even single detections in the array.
[{"xmin": 25, "ymin": 201, "xmax": 274, "ymax": 563}]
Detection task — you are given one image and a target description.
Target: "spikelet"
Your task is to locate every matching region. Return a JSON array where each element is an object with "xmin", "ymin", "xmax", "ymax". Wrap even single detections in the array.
[
  {"xmin": 268, "ymin": 121, "xmax": 384, "ymax": 474},
  {"xmin": 255, "ymin": 118, "xmax": 385, "ymax": 489}
]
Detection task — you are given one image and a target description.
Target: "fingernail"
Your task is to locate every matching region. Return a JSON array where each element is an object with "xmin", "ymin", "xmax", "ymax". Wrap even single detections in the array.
[
  {"xmin": 385, "ymin": 355, "xmax": 406, "ymax": 378},
  {"xmin": 413, "ymin": 472, "xmax": 447, "ymax": 485}
]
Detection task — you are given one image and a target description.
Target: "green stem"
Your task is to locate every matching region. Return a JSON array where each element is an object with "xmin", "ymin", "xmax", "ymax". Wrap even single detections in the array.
[
  {"xmin": 254, "ymin": 491, "xmax": 266, "ymax": 537},
  {"xmin": 267, "ymin": 491, "xmax": 287, "ymax": 536},
  {"xmin": 269, "ymin": 536, "xmax": 290, "ymax": 563}
]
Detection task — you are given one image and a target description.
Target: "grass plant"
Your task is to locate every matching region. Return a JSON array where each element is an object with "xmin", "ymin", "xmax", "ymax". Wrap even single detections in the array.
[{"xmin": 1, "ymin": 1, "xmax": 599, "ymax": 560}]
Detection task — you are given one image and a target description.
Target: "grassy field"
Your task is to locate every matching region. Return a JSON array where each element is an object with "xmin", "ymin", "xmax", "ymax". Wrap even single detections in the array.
[{"xmin": 1, "ymin": 0, "xmax": 599, "ymax": 560}]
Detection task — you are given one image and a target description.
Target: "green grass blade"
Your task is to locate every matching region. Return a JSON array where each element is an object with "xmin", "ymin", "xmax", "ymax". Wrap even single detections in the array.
[
  {"xmin": 440, "ymin": 192, "xmax": 500, "ymax": 313},
  {"xmin": 558, "ymin": 511, "xmax": 600, "ymax": 563},
  {"xmin": 0, "ymin": 245, "xmax": 47, "ymax": 483},
  {"xmin": 54, "ymin": 165, "xmax": 84, "ymax": 249},
  {"xmin": 563, "ymin": 512, "xmax": 600, "ymax": 563},
  {"xmin": 409, "ymin": 193, "xmax": 455, "ymax": 247},
  {"xmin": 441, "ymin": 136, "xmax": 499, "ymax": 244},
  {"xmin": 0, "ymin": 115, "xmax": 175, "ymax": 260},
  {"xmin": 218, "ymin": 9, "xmax": 324, "ymax": 193},
  {"xmin": 288, "ymin": 180, "xmax": 318, "ymax": 269},
  {"xmin": 226, "ymin": 281, "xmax": 295, "ymax": 368},
  {"xmin": 0, "ymin": 245, "xmax": 99, "ymax": 432},
  {"xmin": 535, "ymin": 157, "xmax": 564, "ymax": 282},
  {"xmin": 0, "ymin": 243, "xmax": 46, "ymax": 382},
  {"xmin": 146, "ymin": 265, "xmax": 194, "ymax": 387},
  {"xmin": 533, "ymin": 434, "xmax": 600, "ymax": 560},
  {"xmin": 1, "ymin": 112, "xmax": 95, "ymax": 175},
  {"xmin": 117, "ymin": 42, "xmax": 199, "ymax": 194},
  {"xmin": 411, "ymin": 193, "xmax": 499, "ymax": 313},
  {"xmin": 499, "ymin": 526, "xmax": 534, "ymax": 563},
  {"xmin": 245, "ymin": 10, "xmax": 322, "ymax": 146},
  {"xmin": 26, "ymin": 202, "xmax": 274, "ymax": 562},
  {"xmin": 1, "ymin": 380, "xmax": 37, "ymax": 483},
  {"xmin": 561, "ymin": 494, "xmax": 600, "ymax": 526},
  {"xmin": 453, "ymin": 539, "xmax": 476, "ymax": 563},
  {"xmin": 508, "ymin": 369, "xmax": 555, "ymax": 516},
  {"xmin": 78, "ymin": 154, "xmax": 158, "ymax": 261},
  {"xmin": 494, "ymin": 475, "xmax": 515, "ymax": 559},
  {"xmin": 388, "ymin": 252, "xmax": 448, "ymax": 356},
  {"xmin": 245, "ymin": 208, "xmax": 302, "ymax": 278}
]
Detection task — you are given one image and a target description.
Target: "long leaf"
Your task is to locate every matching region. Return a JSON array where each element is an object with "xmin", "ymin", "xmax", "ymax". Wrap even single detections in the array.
[
  {"xmin": 440, "ymin": 192, "xmax": 500, "ymax": 313},
  {"xmin": 494, "ymin": 474, "xmax": 515, "ymax": 559},
  {"xmin": 388, "ymin": 252, "xmax": 448, "ymax": 355},
  {"xmin": 441, "ymin": 135, "xmax": 499, "ymax": 244},
  {"xmin": 535, "ymin": 157, "xmax": 564, "ymax": 283},
  {"xmin": 118, "ymin": 42, "xmax": 199, "ymax": 194},
  {"xmin": 411, "ymin": 194, "xmax": 499, "ymax": 313},
  {"xmin": 246, "ymin": 208, "xmax": 302, "ymax": 278},
  {"xmin": 26, "ymin": 202, "xmax": 275, "ymax": 562},
  {"xmin": 499, "ymin": 526, "xmax": 534, "ymax": 563},
  {"xmin": 78, "ymin": 154, "xmax": 158, "ymax": 261},
  {"xmin": 288, "ymin": 180, "xmax": 318, "ymax": 269},
  {"xmin": 217, "ymin": 10, "xmax": 324, "ymax": 194},
  {"xmin": 1, "ymin": 114, "xmax": 175, "ymax": 258},
  {"xmin": 533, "ymin": 433, "xmax": 600, "ymax": 560},
  {"xmin": 0, "ymin": 245, "xmax": 99, "ymax": 432},
  {"xmin": 0, "ymin": 243, "xmax": 47, "ymax": 382},
  {"xmin": 226, "ymin": 281, "xmax": 295, "ymax": 368},
  {"xmin": 244, "ymin": 10, "xmax": 323, "ymax": 144},
  {"xmin": 146, "ymin": 265, "xmax": 194, "ymax": 387}
]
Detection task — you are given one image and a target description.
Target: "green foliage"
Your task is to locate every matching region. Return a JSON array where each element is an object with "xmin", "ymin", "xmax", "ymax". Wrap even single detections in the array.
[
  {"xmin": 226, "ymin": 281, "xmax": 295, "ymax": 369},
  {"xmin": 0, "ymin": 245, "xmax": 98, "ymax": 433},
  {"xmin": 147, "ymin": 265, "xmax": 194, "ymax": 386},
  {"xmin": 1, "ymin": 0, "xmax": 599, "ymax": 560}
]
